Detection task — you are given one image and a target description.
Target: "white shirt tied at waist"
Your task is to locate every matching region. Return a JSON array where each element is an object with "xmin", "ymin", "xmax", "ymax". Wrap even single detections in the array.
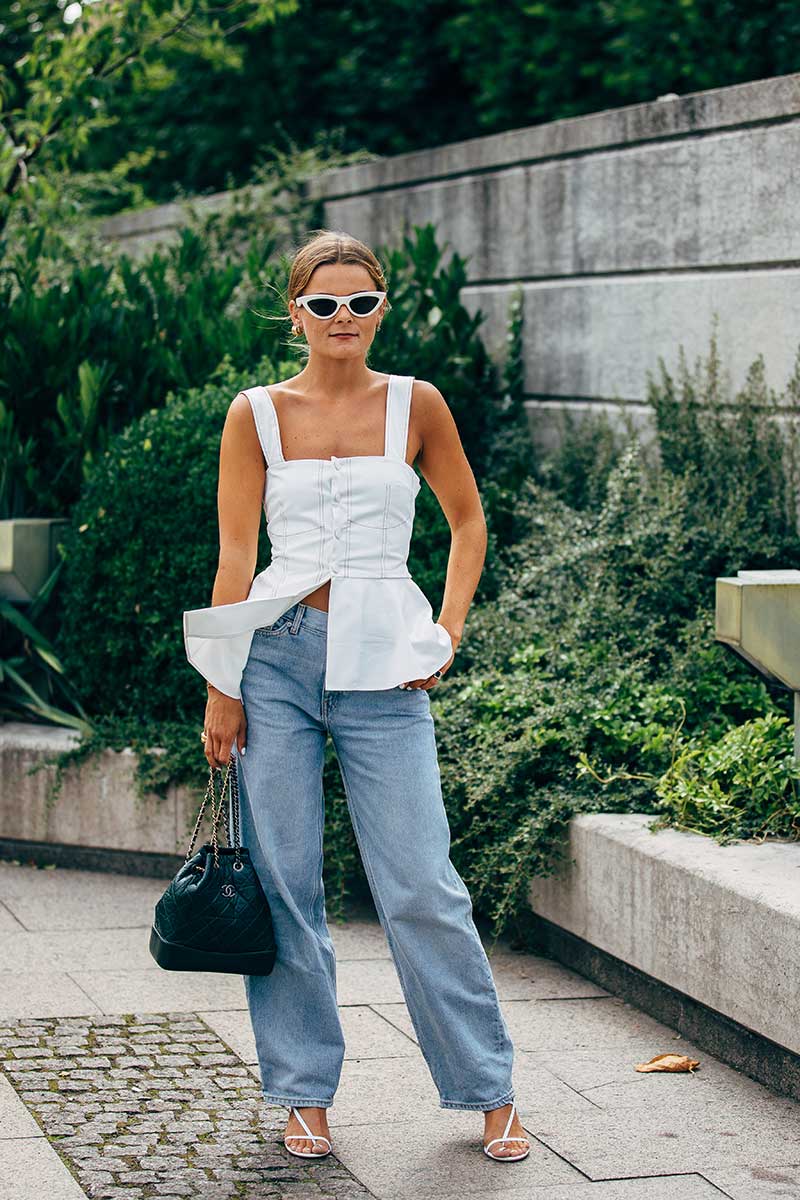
[{"xmin": 183, "ymin": 373, "xmax": 454, "ymax": 699}]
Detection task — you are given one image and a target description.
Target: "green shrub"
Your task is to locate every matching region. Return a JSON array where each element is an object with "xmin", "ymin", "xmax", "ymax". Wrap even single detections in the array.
[
  {"xmin": 430, "ymin": 326, "xmax": 800, "ymax": 937},
  {"xmin": 55, "ymin": 353, "xmax": 282, "ymax": 723},
  {"xmin": 0, "ymin": 143, "xmax": 347, "ymax": 521},
  {"xmin": 651, "ymin": 714, "xmax": 800, "ymax": 844}
]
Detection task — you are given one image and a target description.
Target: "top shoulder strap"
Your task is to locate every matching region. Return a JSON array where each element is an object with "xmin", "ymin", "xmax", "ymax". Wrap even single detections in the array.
[
  {"xmin": 384, "ymin": 374, "xmax": 414, "ymax": 462},
  {"xmin": 241, "ymin": 385, "xmax": 285, "ymax": 466}
]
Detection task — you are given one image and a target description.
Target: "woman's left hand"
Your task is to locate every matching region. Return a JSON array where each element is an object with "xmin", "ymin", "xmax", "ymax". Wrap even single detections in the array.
[{"xmin": 399, "ymin": 631, "xmax": 459, "ymax": 691}]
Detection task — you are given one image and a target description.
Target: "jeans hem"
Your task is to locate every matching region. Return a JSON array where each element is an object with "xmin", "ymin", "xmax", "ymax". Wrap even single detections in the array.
[
  {"xmin": 262, "ymin": 1092, "xmax": 334, "ymax": 1108},
  {"xmin": 439, "ymin": 1089, "xmax": 515, "ymax": 1112}
]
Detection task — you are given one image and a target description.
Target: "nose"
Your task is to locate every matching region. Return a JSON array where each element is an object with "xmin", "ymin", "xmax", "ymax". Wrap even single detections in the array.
[{"xmin": 332, "ymin": 312, "xmax": 356, "ymax": 330}]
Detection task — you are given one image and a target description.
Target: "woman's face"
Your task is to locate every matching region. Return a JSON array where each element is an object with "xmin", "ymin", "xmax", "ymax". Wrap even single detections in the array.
[{"xmin": 290, "ymin": 264, "xmax": 387, "ymax": 360}]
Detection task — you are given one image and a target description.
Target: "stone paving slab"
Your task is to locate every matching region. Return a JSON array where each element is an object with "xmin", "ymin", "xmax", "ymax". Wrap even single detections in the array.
[
  {"xmin": 0, "ymin": 864, "xmax": 165, "ymax": 933},
  {"xmin": 0, "ymin": 971, "xmax": 103, "ymax": 1019},
  {"xmin": 576, "ymin": 1063, "xmax": 795, "ymax": 1116},
  {"xmin": 529, "ymin": 1101, "xmax": 800, "ymax": 1177},
  {"xmin": 503, "ymin": 994, "xmax": 701, "ymax": 1052},
  {"xmin": 0, "ymin": 1136, "xmax": 89, "ymax": 1199},
  {"xmin": 3, "ymin": 928, "xmax": 160, "ymax": 973},
  {"xmin": 521, "ymin": 1042, "xmax": 750, "ymax": 1096},
  {"xmin": 0, "ymin": 1072, "xmax": 40, "ymax": 1138},
  {"xmin": 199, "ymin": 1004, "xmax": 419, "ymax": 1067},
  {"xmin": 484, "ymin": 951, "xmax": 611, "ymax": 1001},
  {"xmin": 328, "ymin": 1110, "xmax": 580, "ymax": 1196},
  {"xmin": 700, "ymin": 1165, "xmax": 800, "ymax": 1199},
  {"xmin": 64, "ymin": 967, "xmax": 247, "ymax": 1015},
  {"xmin": 325, "ymin": 917, "xmax": 393, "ymax": 960},
  {"xmin": 0, "ymin": 903, "xmax": 21, "ymax": 933},
  {"xmin": 391, "ymin": 1180, "xmax": 729, "ymax": 1200}
]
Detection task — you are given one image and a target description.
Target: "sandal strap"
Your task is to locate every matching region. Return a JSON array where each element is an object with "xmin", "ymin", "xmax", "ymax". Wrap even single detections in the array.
[
  {"xmin": 287, "ymin": 1106, "xmax": 331, "ymax": 1147},
  {"xmin": 485, "ymin": 1102, "xmax": 529, "ymax": 1151}
]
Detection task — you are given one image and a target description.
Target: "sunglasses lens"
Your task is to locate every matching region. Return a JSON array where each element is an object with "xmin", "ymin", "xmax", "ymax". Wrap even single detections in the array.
[
  {"xmin": 307, "ymin": 297, "xmax": 339, "ymax": 318},
  {"xmin": 349, "ymin": 294, "xmax": 381, "ymax": 316}
]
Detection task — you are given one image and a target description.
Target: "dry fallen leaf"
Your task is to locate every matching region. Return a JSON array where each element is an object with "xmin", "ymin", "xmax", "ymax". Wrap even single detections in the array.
[{"xmin": 635, "ymin": 1053, "xmax": 700, "ymax": 1074}]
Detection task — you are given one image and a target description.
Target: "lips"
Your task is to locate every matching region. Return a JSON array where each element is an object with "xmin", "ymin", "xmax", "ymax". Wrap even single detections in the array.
[{"xmin": 331, "ymin": 333, "xmax": 357, "ymax": 338}]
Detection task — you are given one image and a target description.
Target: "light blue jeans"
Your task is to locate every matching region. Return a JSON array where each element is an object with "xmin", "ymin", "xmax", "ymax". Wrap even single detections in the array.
[{"xmin": 230, "ymin": 600, "xmax": 516, "ymax": 1112}]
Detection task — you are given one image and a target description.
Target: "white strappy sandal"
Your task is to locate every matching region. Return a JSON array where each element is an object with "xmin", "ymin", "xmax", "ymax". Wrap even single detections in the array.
[
  {"xmin": 283, "ymin": 1105, "xmax": 332, "ymax": 1159},
  {"xmin": 483, "ymin": 1102, "xmax": 531, "ymax": 1162}
]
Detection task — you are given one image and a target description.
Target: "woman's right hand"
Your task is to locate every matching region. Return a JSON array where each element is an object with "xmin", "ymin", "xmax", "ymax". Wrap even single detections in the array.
[{"xmin": 203, "ymin": 686, "xmax": 247, "ymax": 769}]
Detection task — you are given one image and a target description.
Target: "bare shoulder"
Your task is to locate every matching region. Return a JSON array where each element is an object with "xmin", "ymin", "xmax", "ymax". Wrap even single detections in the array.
[
  {"xmin": 411, "ymin": 377, "xmax": 449, "ymax": 414},
  {"xmin": 411, "ymin": 378, "xmax": 452, "ymax": 433},
  {"xmin": 228, "ymin": 389, "xmax": 253, "ymax": 417},
  {"xmin": 222, "ymin": 390, "xmax": 263, "ymax": 458},
  {"xmin": 411, "ymin": 378, "xmax": 459, "ymax": 444}
]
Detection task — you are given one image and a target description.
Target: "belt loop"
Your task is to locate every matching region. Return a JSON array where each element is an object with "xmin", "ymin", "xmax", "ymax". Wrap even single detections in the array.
[{"xmin": 290, "ymin": 603, "xmax": 304, "ymax": 634}]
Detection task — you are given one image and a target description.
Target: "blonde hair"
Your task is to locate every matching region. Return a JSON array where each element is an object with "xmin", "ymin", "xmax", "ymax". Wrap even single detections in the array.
[{"xmin": 281, "ymin": 230, "xmax": 391, "ymax": 357}]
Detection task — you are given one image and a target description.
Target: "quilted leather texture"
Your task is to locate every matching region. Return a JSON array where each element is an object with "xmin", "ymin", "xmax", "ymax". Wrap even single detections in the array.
[{"xmin": 153, "ymin": 845, "xmax": 276, "ymax": 957}]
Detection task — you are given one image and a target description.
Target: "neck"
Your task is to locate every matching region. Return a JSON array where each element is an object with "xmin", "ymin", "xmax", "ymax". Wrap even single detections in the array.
[{"xmin": 297, "ymin": 357, "xmax": 377, "ymax": 402}]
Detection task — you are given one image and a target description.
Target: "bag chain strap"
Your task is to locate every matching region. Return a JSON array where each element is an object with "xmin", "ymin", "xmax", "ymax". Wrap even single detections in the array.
[{"xmin": 185, "ymin": 754, "xmax": 244, "ymax": 871}]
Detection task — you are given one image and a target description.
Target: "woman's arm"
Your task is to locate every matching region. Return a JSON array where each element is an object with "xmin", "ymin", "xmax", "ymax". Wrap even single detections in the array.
[
  {"xmin": 202, "ymin": 392, "xmax": 265, "ymax": 767},
  {"xmin": 211, "ymin": 392, "xmax": 266, "ymax": 607},
  {"xmin": 414, "ymin": 379, "xmax": 488, "ymax": 657}
]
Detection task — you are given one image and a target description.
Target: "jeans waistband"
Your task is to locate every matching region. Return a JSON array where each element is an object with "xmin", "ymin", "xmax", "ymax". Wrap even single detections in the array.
[{"xmin": 286, "ymin": 601, "xmax": 329, "ymax": 634}]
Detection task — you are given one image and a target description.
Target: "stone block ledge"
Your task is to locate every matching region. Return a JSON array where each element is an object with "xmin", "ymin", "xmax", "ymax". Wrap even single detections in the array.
[
  {"xmin": 529, "ymin": 812, "xmax": 800, "ymax": 1057},
  {"xmin": 0, "ymin": 722, "xmax": 204, "ymax": 862}
]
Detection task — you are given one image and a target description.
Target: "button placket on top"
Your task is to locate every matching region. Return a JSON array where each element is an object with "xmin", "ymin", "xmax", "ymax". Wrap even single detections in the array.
[{"xmin": 330, "ymin": 458, "xmax": 343, "ymax": 569}]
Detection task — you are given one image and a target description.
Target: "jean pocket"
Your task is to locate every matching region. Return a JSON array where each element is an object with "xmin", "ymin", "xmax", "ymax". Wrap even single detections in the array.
[{"xmin": 254, "ymin": 613, "xmax": 293, "ymax": 637}]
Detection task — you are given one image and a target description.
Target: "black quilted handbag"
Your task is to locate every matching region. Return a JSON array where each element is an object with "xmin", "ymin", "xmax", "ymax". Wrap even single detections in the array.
[{"xmin": 149, "ymin": 753, "xmax": 277, "ymax": 974}]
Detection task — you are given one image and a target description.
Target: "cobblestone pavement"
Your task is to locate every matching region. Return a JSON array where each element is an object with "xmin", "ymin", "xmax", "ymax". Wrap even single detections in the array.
[
  {"xmin": 3, "ymin": 859, "xmax": 800, "ymax": 1200},
  {"xmin": 0, "ymin": 1012, "xmax": 368, "ymax": 1200}
]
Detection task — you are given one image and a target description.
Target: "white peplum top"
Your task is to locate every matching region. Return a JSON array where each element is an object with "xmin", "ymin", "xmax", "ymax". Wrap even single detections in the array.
[{"xmin": 182, "ymin": 373, "xmax": 454, "ymax": 699}]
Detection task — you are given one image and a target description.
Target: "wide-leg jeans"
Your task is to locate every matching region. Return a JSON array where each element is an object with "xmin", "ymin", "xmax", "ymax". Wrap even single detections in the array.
[{"xmin": 230, "ymin": 600, "xmax": 516, "ymax": 1111}]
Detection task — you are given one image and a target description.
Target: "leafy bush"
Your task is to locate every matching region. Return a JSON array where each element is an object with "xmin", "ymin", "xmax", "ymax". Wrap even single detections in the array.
[
  {"xmin": 427, "ymin": 331, "xmax": 800, "ymax": 938},
  {"xmin": 54, "ymin": 354, "xmax": 283, "ymax": 725},
  {"xmin": 432, "ymin": 438, "xmax": 790, "ymax": 937},
  {"xmin": 0, "ymin": 144, "xmax": 347, "ymax": 521},
  {"xmin": 651, "ymin": 714, "xmax": 800, "ymax": 844}
]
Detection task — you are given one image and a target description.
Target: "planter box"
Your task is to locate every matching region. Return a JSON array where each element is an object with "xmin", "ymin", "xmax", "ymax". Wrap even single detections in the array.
[
  {"xmin": 529, "ymin": 812, "xmax": 800, "ymax": 1057},
  {"xmin": 0, "ymin": 722, "xmax": 206, "ymax": 862}
]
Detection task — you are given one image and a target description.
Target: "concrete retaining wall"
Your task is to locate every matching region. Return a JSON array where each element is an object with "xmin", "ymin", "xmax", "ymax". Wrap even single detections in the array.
[
  {"xmin": 0, "ymin": 723, "xmax": 204, "ymax": 860},
  {"xmin": 529, "ymin": 812, "xmax": 800, "ymax": 1056},
  {"xmin": 311, "ymin": 72, "xmax": 800, "ymax": 449},
  {"xmin": 100, "ymin": 73, "xmax": 800, "ymax": 451}
]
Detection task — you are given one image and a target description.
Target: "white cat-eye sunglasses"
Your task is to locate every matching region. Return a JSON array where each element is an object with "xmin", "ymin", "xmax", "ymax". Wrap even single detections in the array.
[{"xmin": 294, "ymin": 290, "xmax": 386, "ymax": 319}]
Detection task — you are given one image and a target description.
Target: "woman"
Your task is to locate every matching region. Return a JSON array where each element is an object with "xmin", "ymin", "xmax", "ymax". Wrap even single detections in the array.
[{"xmin": 187, "ymin": 230, "xmax": 530, "ymax": 1164}]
